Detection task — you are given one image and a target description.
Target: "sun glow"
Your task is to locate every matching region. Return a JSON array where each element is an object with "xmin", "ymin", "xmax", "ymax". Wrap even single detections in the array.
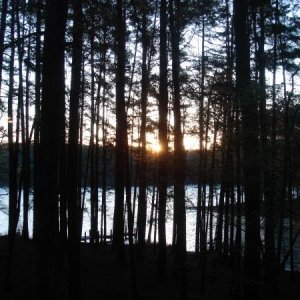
[
  {"xmin": 183, "ymin": 135, "xmax": 198, "ymax": 151},
  {"xmin": 148, "ymin": 141, "xmax": 161, "ymax": 153},
  {"xmin": 146, "ymin": 135, "xmax": 200, "ymax": 153}
]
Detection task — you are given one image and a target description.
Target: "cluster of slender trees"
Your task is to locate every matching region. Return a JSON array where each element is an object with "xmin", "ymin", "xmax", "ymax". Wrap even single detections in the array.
[{"xmin": 0, "ymin": 0, "xmax": 300, "ymax": 299}]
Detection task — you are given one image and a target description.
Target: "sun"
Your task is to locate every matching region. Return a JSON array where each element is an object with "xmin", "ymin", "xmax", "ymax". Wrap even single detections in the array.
[
  {"xmin": 149, "ymin": 141, "xmax": 161, "ymax": 153},
  {"xmin": 146, "ymin": 133, "xmax": 161, "ymax": 153},
  {"xmin": 146, "ymin": 134, "xmax": 199, "ymax": 153}
]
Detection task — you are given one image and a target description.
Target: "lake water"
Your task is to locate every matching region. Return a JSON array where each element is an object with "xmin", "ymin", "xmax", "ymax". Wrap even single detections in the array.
[{"xmin": 0, "ymin": 186, "xmax": 299, "ymax": 271}]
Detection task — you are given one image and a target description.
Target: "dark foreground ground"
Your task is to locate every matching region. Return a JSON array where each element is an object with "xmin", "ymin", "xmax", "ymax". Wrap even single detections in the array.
[{"xmin": 0, "ymin": 236, "xmax": 299, "ymax": 300}]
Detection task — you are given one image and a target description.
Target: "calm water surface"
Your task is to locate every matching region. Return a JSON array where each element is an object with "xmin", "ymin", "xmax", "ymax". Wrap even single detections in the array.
[{"xmin": 0, "ymin": 186, "xmax": 299, "ymax": 271}]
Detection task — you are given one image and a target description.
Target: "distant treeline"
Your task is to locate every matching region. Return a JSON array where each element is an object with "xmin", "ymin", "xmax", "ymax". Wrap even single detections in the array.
[{"xmin": 0, "ymin": 143, "xmax": 224, "ymax": 186}]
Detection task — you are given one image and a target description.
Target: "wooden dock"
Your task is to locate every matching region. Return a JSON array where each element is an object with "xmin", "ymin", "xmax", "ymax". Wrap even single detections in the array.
[{"xmin": 81, "ymin": 228, "xmax": 137, "ymax": 243}]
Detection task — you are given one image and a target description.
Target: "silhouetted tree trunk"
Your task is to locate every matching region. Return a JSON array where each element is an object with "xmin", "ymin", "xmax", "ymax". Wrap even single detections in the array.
[
  {"xmin": 158, "ymin": 0, "xmax": 168, "ymax": 278},
  {"xmin": 231, "ymin": 4, "xmax": 243, "ymax": 269},
  {"xmin": 35, "ymin": 1, "xmax": 68, "ymax": 299},
  {"xmin": 33, "ymin": 0, "xmax": 42, "ymax": 240},
  {"xmin": 224, "ymin": 1, "xmax": 235, "ymax": 262},
  {"xmin": 234, "ymin": 104, "xmax": 242, "ymax": 269},
  {"xmin": 255, "ymin": 1, "xmax": 276, "ymax": 292},
  {"xmin": 15, "ymin": 0, "xmax": 30, "ymax": 240},
  {"xmin": 148, "ymin": 182, "xmax": 156, "ymax": 243},
  {"xmin": 195, "ymin": 16, "xmax": 205, "ymax": 255},
  {"xmin": 208, "ymin": 113, "xmax": 219, "ymax": 250},
  {"xmin": 281, "ymin": 66, "xmax": 295, "ymax": 280},
  {"xmin": 59, "ymin": 139, "xmax": 67, "ymax": 240},
  {"xmin": 6, "ymin": 0, "xmax": 18, "ymax": 288},
  {"xmin": 222, "ymin": 105, "xmax": 231, "ymax": 259},
  {"xmin": 234, "ymin": 1, "xmax": 261, "ymax": 298},
  {"xmin": 78, "ymin": 59, "xmax": 86, "ymax": 238},
  {"xmin": 169, "ymin": 0, "xmax": 186, "ymax": 264},
  {"xmin": 0, "ymin": 0, "xmax": 8, "ymax": 93},
  {"xmin": 216, "ymin": 110, "xmax": 227, "ymax": 256},
  {"xmin": 101, "ymin": 35, "xmax": 108, "ymax": 244},
  {"xmin": 169, "ymin": 0, "xmax": 187, "ymax": 297},
  {"xmin": 113, "ymin": 0, "xmax": 126, "ymax": 263},
  {"xmin": 22, "ymin": 22, "xmax": 32, "ymax": 241},
  {"xmin": 7, "ymin": 0, "xmax": 17, "ymax": 240},
  {"xmin": 67, "ymin": 0, "xmax": 83, "ymax": 298},
  {"xmin": 95, "ymin": 73, "xmax": 101, "ymax": 244},
  {"xmin": 89, "ymin": 11, "xmax": 97, "ymax": 244},
  {"xmin": 273, "ymin": 0, "xmax": 285, "ymax": 276},
  {"xmin": 137, "ymin": 0, "xmax": 149, "ymax": 257}
]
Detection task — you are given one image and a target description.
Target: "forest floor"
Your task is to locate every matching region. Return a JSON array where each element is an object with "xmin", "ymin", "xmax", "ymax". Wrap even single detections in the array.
[{"xmin": 0, "ymin": 236, "xmax": 299, "ymax": 300}]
